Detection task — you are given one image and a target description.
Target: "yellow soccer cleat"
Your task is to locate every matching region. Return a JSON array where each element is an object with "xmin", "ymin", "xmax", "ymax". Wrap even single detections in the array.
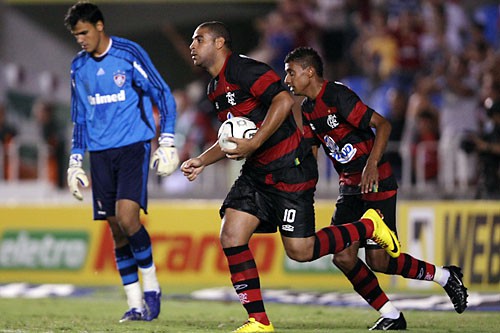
[
  {"xmin": 362, "ymin": 208, "xmax": 401, "ymax": 258},
  {"xmin": 232, "ymin": 318, "xmax": 275, "ymax": 332}
]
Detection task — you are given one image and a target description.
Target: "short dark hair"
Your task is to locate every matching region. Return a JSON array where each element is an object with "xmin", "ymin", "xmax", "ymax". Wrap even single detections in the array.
[
  {"xmin": 284, "ymin": 47, "xmax": 323, "ymax": 78},
  {"xmin": 197, "ymin": 21, "xmax": 232, "ymax": 50},
  {"xmin": 64, "ymin": 1, "xmax": 104, "ymax": 30}
]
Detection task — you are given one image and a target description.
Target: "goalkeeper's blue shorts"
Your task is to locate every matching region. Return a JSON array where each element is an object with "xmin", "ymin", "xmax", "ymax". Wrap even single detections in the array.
[{"xmin": 89, "ymin": 141, "xmax": 151, "ymax": 220}]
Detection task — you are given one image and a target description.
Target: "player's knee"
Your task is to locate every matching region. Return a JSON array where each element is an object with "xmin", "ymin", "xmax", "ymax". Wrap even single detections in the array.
[
  {"xmin": 285, "ymin": 246, "xmax": 312, "ymax": 262},
  {"xmin": 219, "ymin": 231, "xmax": 245, "ymax": 249},
  {"xmin": 109, "ymin": 228, "xmax": 127, "ymax": 247}
]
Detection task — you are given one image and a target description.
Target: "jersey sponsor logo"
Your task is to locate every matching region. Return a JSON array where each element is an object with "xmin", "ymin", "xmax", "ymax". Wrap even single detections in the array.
[
  {"xmin": 113, "ymin": 70, "xmax": 126, "ymax": 87},
  {"xmin": 324, "ymin": 135, "xmax": 357, "ymax": 164},
  {"xmin": 87, "ymin": 90, "xmax": 126, "ymax": 105},
  {"xmin": 327, "ymin": 114, "xmax": 339, "ymax": 128}
]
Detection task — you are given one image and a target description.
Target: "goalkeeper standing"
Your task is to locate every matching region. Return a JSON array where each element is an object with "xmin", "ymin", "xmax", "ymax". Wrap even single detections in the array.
[{"xmin": 64, "ymin": 1, "xmax": 178, "ymax": 322}]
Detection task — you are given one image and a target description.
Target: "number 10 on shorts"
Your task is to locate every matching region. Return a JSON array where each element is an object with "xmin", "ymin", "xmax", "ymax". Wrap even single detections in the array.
[{"xmin": 283, "ymin": 209, "xmax": 296, "ymax": 223}]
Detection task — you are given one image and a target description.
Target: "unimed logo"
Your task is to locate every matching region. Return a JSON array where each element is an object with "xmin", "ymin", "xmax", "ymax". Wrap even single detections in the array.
[{"xmin": 0, "ymin": 230, "xmax": 89, "ymax": 270}]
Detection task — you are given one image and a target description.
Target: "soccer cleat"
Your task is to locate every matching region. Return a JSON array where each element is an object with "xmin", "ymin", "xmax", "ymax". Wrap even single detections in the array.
[
  {"xmin": 363, "ymin": 209, "xmax": 400, "ymax": 258},
  {"xmin": 369, "ymin": 312, "xmax": 407, "ymax": 330},
  {"xmin": 119, "ymin": 308, "xmax": 144, "ymax": 323},
  {"xmin": 143, "ymin": 289, "xmax": 162, "ymax": 321},
  {"xmin": 232, "ymin": 318, "xmax": 275, "ymax": 332},
  {"xmin": 443, "ymin": 265, "xmax": 468, "ymax": 313}
]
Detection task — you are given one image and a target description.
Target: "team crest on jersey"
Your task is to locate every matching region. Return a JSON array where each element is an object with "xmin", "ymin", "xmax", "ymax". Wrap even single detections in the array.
[
  {"xmin": 113, "ymin": 71, "xmax": 126, "ymax": 87},
  {"xmin": 324, "ymin": 135, "xmax": 357, "ymax": 164},
  {"xmin": 327, "ymin": 114, "xmax": 339, "ymax": 128},
  {"xmin": 226, "ymin": 91, "xmax": 237, "ymax": 106}
]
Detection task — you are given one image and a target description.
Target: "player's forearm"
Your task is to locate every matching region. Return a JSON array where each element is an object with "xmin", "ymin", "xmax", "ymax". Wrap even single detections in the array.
[
  {"xmin": 70, "ymin": 122, "xmax": 87, "ymax": 156},
  {"xmin": 368, "ymin": 120, "xmax": 391, "ymax": 165},
  {"xmin": 198, "ymin": 141, "xmax": 227, "ymax": 166},
  {"xmin": 159, "ymin": 92, "xmax": 177, "ymax": 134},
  {"xmin": 252, "ymin": 91, "xmax": 294, "ymax": 148}
]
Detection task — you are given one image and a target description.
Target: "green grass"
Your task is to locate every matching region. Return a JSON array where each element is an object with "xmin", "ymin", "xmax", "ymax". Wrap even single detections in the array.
[{"xmin": 0, "ymin": 291, "xmax": 498, "ymax": 333}]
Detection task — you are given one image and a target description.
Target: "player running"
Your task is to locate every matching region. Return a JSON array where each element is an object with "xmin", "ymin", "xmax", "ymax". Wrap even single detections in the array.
[
  {"xmin": 182, "ymin": 21, "xmax": 402, "ymax": 333},
  {"xmin": 64, "ymin": 1, "xmax": 179, "ymax": 322},
  {"xmin": 284, "ymin": 46, "xmax": 468, "ymax": 330}
]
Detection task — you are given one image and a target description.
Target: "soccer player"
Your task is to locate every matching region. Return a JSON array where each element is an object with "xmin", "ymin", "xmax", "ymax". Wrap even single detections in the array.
[
  {"xmin": 181, "ymin": 21, "xmax": 401, "ymax": 333},
  {"xmin": 284, "ymin": 46, "xmax": 468, "ymax": 330},
  {"xmin": 64, "ymin": 1, "xmax": 179, "ymax": 322}
]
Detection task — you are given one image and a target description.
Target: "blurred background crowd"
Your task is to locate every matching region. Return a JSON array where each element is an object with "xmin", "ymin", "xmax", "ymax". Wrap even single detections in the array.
[{"xmin": 0, "ymin": 0, "xmax": 499, "ymax": 201}]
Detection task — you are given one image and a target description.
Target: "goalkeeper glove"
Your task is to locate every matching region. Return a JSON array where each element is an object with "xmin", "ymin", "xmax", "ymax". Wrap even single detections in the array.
[
  {"xmin": 67, "ymin": 153, "xmax": 89, "ymax": 201},
  {"xmin": 150, "ymin": 133, "xmax": 180, "ymax": 177}
]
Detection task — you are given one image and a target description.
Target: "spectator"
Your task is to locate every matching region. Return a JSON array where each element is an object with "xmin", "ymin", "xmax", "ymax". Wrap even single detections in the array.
[
  {"xmin": 389, "ymin": 9, "xmax": 423, "ymax": 93},
  {"xmin": 385, "ymin": 87, "xmax": 408, "ymax": 180},
  {"xmin": 173, "ymin": 88, "xmax": 217, "ymax": 162},
  {"xmin": 465, "ymin": 100, "xmax": 500, "ymax": 199},
  {"xmin": 365, "ymin": 8, "xmax": 399, "ymax": 84},
  {"xmin": 0, "ymin": 103, "xmax": 17, "ymax": 180},
  {"xmin": 32, "ymin": 99, "xmax": 67, "ymax": 189},
  {"xmin": 309, "ymin": 0, "xmax": 350, "ymax": 79},
  {"xmin": 438, "ymin": 54, "xmax": 479, "ymax": 194},
  {"xmin": 412, "ymin": 109, "xmax": 440, "ymax": 182},
  {"xmin": 250, "ymin": 11, "xmax": 296, "ymax": 74}
]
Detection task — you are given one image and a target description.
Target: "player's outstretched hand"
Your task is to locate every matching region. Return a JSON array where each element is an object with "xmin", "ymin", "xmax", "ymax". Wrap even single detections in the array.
[
  {"xmin": 181, "ymin": 158, "xmax": 204, "ymax": 181},
  {"xmin": 150, "ymin": 146, "xmax": 180, "ymax": 177},
  {"xmin": 67, "ymin": 154, "xmax": 89, "ymax": 201}
]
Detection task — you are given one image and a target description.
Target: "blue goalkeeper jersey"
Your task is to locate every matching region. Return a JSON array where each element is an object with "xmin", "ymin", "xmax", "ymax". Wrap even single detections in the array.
[{"xmin": 69, "ymin": 36, "xmax": 176, "ymax": 155}]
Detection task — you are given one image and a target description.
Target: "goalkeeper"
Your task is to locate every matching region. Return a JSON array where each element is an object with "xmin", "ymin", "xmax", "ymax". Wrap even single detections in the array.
[{"xmin": 64, "ymin": 1, "xmax": 178, "ymax": 323}]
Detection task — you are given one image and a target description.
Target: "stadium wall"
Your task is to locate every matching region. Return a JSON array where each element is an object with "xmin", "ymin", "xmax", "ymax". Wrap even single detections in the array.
[{"xmin": 0, "ymin": 201, "xmax": 498, "ymax": 292}]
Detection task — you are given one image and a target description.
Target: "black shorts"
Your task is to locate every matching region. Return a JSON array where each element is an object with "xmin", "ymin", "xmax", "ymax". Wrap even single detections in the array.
[
  {"xmin": 220, "ymin": 156, "xmax": 317, "ymax": 238},
  {"xmin": 331, "ymin": 193, "xmax": 397, "ymax": 249},
  {"xmin": 89, "ymin": 141, "xmax": 151, "ymax": 220}
]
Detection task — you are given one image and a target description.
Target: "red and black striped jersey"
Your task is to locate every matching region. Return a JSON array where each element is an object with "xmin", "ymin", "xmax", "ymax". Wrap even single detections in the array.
[
  {"xmin": 208, "ymin": 53, "xmax": 310, "ymax": 173},
  {"xmin": 302, "ymin": 80, "xmax": 397, "ymax": 195}
]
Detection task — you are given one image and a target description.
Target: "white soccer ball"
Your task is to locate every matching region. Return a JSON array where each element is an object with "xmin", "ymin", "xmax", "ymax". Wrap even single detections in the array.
[{"xmin": 218, "ymin": 116, "xmax": 257, "ymax": 150}]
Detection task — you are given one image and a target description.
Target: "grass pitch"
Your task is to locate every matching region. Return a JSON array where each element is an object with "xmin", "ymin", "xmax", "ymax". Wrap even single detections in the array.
[{"xmin": 0, "ymin": 291, "xmax": 498, "ymax": 333}]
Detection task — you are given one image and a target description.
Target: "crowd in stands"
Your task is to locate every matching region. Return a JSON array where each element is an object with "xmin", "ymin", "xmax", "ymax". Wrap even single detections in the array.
[
  {"xmin": 170, "ymin": 0, "xmax": 500, "ymax": 199},
  {"xmin": 1, "ymin": 0, "xmax": 499, "ymax": 200}
]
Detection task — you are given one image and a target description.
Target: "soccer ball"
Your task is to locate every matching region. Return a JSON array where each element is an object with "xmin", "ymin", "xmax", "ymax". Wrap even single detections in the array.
[{"xmin": 218, "ymin": 116, "xmax": 257, "ymax": 150}]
